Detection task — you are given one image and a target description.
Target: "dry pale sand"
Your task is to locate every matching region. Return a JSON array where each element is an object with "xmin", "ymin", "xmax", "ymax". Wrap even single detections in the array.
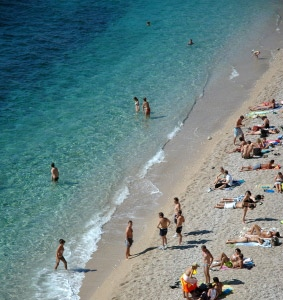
[{"xmin": 82, "ymin": 50, "xmax": 283, "ymax": 300}]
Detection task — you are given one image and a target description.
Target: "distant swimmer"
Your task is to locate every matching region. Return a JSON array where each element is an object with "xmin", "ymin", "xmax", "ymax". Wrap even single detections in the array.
[
  {"xmin": 54, "ymin": 239, "xmax": 67, "ymax": 270},
  {"xmin": 252, "ymin": 50, "xmax": 260, "ymax": 58},
  {"xmin": 188, "ymin": 39, "xmax": 194, "ymax": 45},
  {"xmin": 51, "ymin": 162, "xmax": 59, "ymax": 182},
  {"xmin": 142, "ymin": 97, "xmax": 150, "ymax": 118},
  {"xmin": 125, "ymin": 220, "xmax": 133, "ymax": 259},
  {"xmin": 133, "ymin": 97, "xmax": 140, "ymax": 113},
  {"xmin": 146, "ymin": 21, "xmax": 151, "ymax": 26}
]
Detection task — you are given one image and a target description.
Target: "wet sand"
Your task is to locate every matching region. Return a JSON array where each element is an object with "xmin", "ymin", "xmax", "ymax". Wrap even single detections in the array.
[{"xmin": 79, "ymin": 47, "xmax": 283, "ymax": 300}]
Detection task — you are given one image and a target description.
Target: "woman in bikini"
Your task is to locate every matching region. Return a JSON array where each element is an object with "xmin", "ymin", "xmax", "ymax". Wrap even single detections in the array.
[
  {"xmin": 226, "ymin": 236, "xmax": 264, "ymax": 244},
  {"xmin": 201, "ymin": 245, "xmax": 213, "ymax": 284},
  {"xmin": 274, "ymin": 172, "xmax": 283, "ymax": 193},
  {"xmin": 142, "ymin": 97, "xmax": 151, "ymax": 118},
  {"xmin": 133, "ymin": 97, "xmax": 140, "ymax": 112},
  {"xmin": 246, "ymin": 224, "xmax": 281, "ymax": 238}
]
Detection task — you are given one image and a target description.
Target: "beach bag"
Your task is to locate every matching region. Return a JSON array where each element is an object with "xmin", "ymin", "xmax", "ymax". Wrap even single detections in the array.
[
  {"xmin": 253, "ymin": 148, "xmax": 262, "ymax": 156},
  {"xmin": 271, "ymin": 237, "xmax": 279, "ymax": 246},
  {"xmin": 260, "ymin": 129, "xmax": 268, "ymax": 138}
]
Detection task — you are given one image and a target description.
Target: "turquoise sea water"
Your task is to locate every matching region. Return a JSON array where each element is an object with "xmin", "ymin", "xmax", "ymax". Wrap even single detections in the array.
[{"xmin": 1, "ymin": 0, "xmax": 282, "ymax": 299}]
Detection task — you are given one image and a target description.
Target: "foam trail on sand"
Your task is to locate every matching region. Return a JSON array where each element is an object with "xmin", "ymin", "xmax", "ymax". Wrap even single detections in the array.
[
  {"xmin": 229, "ymin": 67, "xmax": 239, "ymax": 80},
  {"xmin": 139, "ymin": 150, "xmax": 165, "ymax": 179}
]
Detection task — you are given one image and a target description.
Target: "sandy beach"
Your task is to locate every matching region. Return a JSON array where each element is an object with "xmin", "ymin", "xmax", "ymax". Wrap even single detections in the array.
[{"xmin": 79, "ymin": 48, "xmax": 283, "ymax": 300}]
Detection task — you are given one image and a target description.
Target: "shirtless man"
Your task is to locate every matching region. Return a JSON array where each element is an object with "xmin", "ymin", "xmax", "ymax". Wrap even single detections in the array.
[
  {"xmin": 173, "ymin": 197, "xmax": 181, "ymax": 224},
  {"xmin": 125, "ymin": 220, "xmax": 133, "ymax": 259},
  {"xmin": 241, "ymin": 141, "xmax": 253, "ymax": 159},
  {"xmin": 54, "ymin": 239, "xmax": 67, "ymax": 270},
  {"xmin": 157, "ymin": 212, "xmax": 171, "ymax": 249},
  {"xmin": 226, "ymin": 137, "xmax": 246, "ymax": 153},
  {"xmin": 176, "ymin": 210, "xmax": 185, "ymax": 245},
  {"xmin": 240, "ymin": 159, "xmax": 275, "ymax": 171},
  {"xmin": 142, "ymin": 97, "xmax": 150, "ymax": 118},
  {"xmin": 201, "ymin": 245, "xmax": 213, "ymax": 284},
  {"xmin": 233, "ymin": 116, "xmax": 245, "ymax": 145},
  {"xmin": 246, "ymin": 224, "xmax": 280, "ymax": 238},
  {"xmin": 51, "ymin": 162, "xmax": 59, "ymax": 182}
]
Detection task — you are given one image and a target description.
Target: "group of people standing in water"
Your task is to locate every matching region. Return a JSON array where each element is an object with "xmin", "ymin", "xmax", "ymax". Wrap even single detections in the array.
[{"xmin": 133, "ymin": 97, "xmax": 151, "ymax": 118}]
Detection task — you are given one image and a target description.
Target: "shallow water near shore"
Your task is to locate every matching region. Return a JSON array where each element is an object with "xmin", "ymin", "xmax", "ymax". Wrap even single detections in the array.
[{"xmin": 1, "ymin": 0, "xmax": 283, "ymax": 299}]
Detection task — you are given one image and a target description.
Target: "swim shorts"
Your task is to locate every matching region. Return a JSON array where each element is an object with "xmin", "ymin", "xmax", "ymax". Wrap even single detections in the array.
[
  {"xmin": 159, "ymin": 228, "xmax": 168, "ymax": 236},
  {"xmin": 253, "ymin": 163, "xmax": 261, "ymax": 170},
  {"xmin": 125, "ymin": 238, "xmax": 133, "ymax": 247},
  {"xmin": 234, "ymin": 127, "xmax": 243, "ymax": 137},
  {"xmin": 176, "ymin": 226, "xmax": 183, "ymax": 234}
]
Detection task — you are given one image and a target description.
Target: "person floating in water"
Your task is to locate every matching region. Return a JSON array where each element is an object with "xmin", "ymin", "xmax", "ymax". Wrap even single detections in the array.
[
  {"xmin": 142, "ymin": 97, "xmax": 150, "ymax": 118},
  {"xmin": 51, "ymin": 162, "xmax": 59, "ymax": 182},
  {"xmin": 133, "ymin": 97, "xmax": 140, "ymax": 112},
  {"xmin": 188, "ymin": 39, "xmax": 194, "ymax": 45},
  {"xmin": 146, "ymin": 21, "xmax": 151, "ymax": 26}
]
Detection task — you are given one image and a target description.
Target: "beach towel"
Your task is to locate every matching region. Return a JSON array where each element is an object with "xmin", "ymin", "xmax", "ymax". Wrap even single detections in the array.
[
  {"xmin": 236, "ymin": 239, "xmax": 271, "ymax": 247},
  {"xmin": 246, "ymin": 109, "xmax": 275, "ymax": 118},
  {"xmin": 218, "ymin": 285, "xmax": 233, "ymax": 299},
  {"xmin": 224, "ymin": 180, "xmax": 245, "ymax": 190}
]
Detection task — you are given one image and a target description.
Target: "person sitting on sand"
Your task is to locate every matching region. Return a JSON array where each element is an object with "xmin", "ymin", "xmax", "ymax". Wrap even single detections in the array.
[
  {"xmin": 212, "ymin": 248, "xmax": 242, "ymax": 270},
  {"xmin": 226, "ymin": 236, "xmax": 264, "ymax": 245},
  {"xmin": 274, "ymin": 172, "xmax": 283, "ymax": 193},
  {"xmin": 213, "ymin": 167, "xmax": 225, "ymax": 185},
  {"xmin": 212, "ymin": 277, "xmax": 223, "ymax": 299},
  {"xmin": 240, "ymin": 159, "xmax": 275, "ymax": 171},
  {"xmin": 246, "ymin": 224, "xmax": 281, "ymax": 238},
  {"xmin": 226, "ymin": 137, "xmax": 246, "ymax": 153},
  {"xmin": 241, "ymin": 141, "xmax": 254, "ymax": 159},
  {"xmin": 180, "ymin": 263, "xmax": 199, "ymax": 300},
  {"xmin": 249, "ymin": 99, "xmax": 276, "ymax": 111},
  {"xmin": 214, "ymin": 170, "xmax": 233, "ymax": 190}
]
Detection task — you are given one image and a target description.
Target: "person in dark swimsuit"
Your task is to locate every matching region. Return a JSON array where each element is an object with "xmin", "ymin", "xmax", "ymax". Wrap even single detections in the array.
[
  {"xmin": 125, "ymin": 220, "xmax": 133, "ymax": 259},
  {"xmin": 157, "ymin": 212, "xmax": 170, "ymax": 250}
]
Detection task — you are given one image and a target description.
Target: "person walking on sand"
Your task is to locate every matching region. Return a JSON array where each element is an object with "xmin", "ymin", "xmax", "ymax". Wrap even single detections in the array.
[
  {"xmin": 233, "ymin": 115, "xmax": 245, "ymax": 145},
  {"xmin": 201, "ymin": 245, "xmax": 213, "ymax": 284},
  {"xmin": 133, "ymin": 97, "xmax": 140, "ymax": 113},
  {"xmin": 176, "ymin": 210, "xmax": 185, "ymax": 245},
  {"xmin": 142, "ymin": 97, "xmax": 150, "ymax": 118},
  {"xmin": 54, "ymin": 239, "xmax": 67, "ymax": 270},
  {"xmin": 51, "ymin": 162, "xmax": 59, "ymax": 182},
  {"xmin": 125, "ymin": 220, "xmax": 133, "ymax": 259},
  {"xmin": 157, "ymin": 212, "xmax": 170, "ymax": 250}
]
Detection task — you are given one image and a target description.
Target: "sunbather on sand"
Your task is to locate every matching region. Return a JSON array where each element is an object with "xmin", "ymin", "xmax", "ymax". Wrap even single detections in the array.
[
  {"xmin": 214, "ymin": 202, "xmax": 255, "ymax": 209},
  {"xmin": 240, "ymin": 159, "xmax": 275, "ymax": 171},
  {"xmin": 220, "ymin": 194, "xmax": 263, "ymax": 203},
  {"xmin": 226, "ymin": 137, "xmax": 246, "ymax": 153},
  {"xmin": 246, "ymin": 224, "xmax": 281, "ymax": 238},
  {"xmin": 249, "ymin": 99, "xmax": 276, "ymax": 111},
  {"xmin": 212, "ymin": 248, "xmax": 242, "ymax": 270},
  {"xmin": 226, "ymin": 236, "xmax": 264, "ymax": 244},
  {"xmin": 246, "ymin": 128, "xmax": 279, "ymax": 135}
]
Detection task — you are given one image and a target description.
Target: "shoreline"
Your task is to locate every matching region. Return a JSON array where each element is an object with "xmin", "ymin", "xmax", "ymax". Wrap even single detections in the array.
[{"xmin": 79, "ymin": 30, "xmax": 283, "ymax": 300}]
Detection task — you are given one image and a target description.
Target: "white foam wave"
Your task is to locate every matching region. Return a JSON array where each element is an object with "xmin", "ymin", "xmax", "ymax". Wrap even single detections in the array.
[
  {"xmin": 34, "ymin": 209, "xmax": 116, "ymax": 300},
  {"xmin": 167, "ymin": 123, "xmax": 183, "ymax": 140},
  {"xmin": 229, "ymin": 66, "xmax": 239, "ymax": 80},
  {"xmin": 139, "ymin": 149, "xmax": 165, "ymax": 178},
  {"xmin": 114, "ymin": 185, "xmax": 130, "ymax": 205}
]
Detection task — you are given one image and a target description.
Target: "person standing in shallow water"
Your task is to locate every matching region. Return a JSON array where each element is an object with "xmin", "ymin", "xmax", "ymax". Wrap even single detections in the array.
[
  {"xmin": 54, "ymin": 239, "xmax": 67, "ymax": 270},
  {"xmin": 125, "ymin": 220, "xmax": 133, "ymax": 259},
  {"xmin": 142, "ymin": 97, "xmax": 150, "ymax": 118},
  {"xmin": 133, "ymin": 97, "xmax": 140, "ymax": 113},
  {"xmin": 51, "ymin": 162, "xmax": 59, "ymax": 182}
]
